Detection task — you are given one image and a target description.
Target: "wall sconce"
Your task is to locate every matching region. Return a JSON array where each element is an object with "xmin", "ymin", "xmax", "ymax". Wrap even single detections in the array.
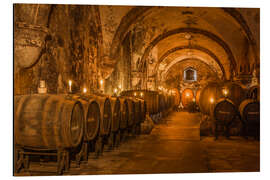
[
  {"xmin": 134, "ymin": 92, "xmax": 137, "ymax": 97},
  {"xmin": 140, "ymin": 92, "xmax": 144, "ymax": 97}
]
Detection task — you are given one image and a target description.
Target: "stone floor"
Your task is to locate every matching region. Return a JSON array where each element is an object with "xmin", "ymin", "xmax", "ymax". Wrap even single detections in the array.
[{"xmin": 17, "ymin": 111, "xmax": 260, "ymax": 176}]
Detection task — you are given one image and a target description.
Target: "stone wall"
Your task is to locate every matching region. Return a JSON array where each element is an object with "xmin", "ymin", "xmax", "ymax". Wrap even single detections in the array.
[{"xmin": 14, "ymin": 4, "xmax": 103, "ymax": 95}]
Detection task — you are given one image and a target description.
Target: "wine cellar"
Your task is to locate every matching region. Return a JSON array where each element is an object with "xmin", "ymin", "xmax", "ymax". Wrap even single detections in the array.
[{"xmin": 14, "ymin": 4, "xmax": 260, "ymax": 176}]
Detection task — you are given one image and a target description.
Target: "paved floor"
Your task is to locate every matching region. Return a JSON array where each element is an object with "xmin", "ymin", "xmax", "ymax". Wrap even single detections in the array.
[{"xmin": 17, "ymin": 111, "xmax": 260, "ymax": 176}]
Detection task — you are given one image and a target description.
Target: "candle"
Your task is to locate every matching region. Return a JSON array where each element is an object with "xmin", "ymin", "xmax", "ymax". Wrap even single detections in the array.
[
  {"xmin": 68, "ymin": 80, "xmax": 72, "ymax": 93},
  {"xmin": 83, "ymin": 87, "xmax": 87, "ymax": 93}
]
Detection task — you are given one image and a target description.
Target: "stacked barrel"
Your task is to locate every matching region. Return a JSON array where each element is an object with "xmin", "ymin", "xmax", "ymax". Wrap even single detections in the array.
[
  {"xmin": 14, "ymin": 93, "xmax": 147, "ymax": 174},
  {"xmin": 198, "ymin": 81, "xmax": 260, "ymax": 139}
]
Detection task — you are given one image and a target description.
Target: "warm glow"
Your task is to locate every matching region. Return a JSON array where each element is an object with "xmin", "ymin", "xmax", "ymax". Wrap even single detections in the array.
[
  {"xmin": 223, "ymin": 89, "xmax": 228, "ymax": 96},
  {"xmin": 68, "ymin": 80, "xmax": 72, "ymax": 92},
  {"xmin": 114, "ymin": 88, "xmax": 118, "ymax": 93},
  {"xmin": 210, "ymin": 97, "xmax": 214, "ymax": 104},
  {"xmin": 83, "ymin": 88, "xmax": 87, "ymax": 93},
  {"xmin": 118, "ymin": 84, "xmax": 122, "ymax": 89},
  {"xmin": 134, "ymin": 92, "xmax": 137, "ymax": 96},
  {"xmin": 186, "ymin": 93, "xmax": 190, "ymax": 97},
  {"xmin": 140, "ymin": 92, "xmax": 144, "ymax": 97},
  {"xmin": 192, "ymin": 98, "xmax": 195, "ymax": 102},
  {"xmin": 100, "ymin": 79, "xmax": 103, "ymax": 85}
]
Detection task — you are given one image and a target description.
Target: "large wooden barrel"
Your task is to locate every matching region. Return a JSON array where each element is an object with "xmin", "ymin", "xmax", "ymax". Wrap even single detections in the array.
[
  {"xmin": 181, "ymin": 88, "xmax": 194, "ymax": 108},
  {"xmin": 119, "ymin": 98, "xmax": 129, "ymax": 130},
  {"xmin": 239, "ymin": 99, "xmax": 260, "ymax": 125},
  {"xmin": 110, "ymin": 97, "xmax": 121, "ymax": 133},
  {"xmin": 221, "ymin": 81, "xmax": 246, "ymax": 108},
  {"xmin": 199, "ymin": 82, "xmax": 223, "ymax": 115},
  {"xmin": 14, "ymin": 94, "xmax": 84, "ymax": 150},
  {"xmin": 211, "ymin": 98, "xmax": 237, "ymax": 124},
  {"xmin": 247, "ymin": 85, "xmax": 260, "ymax": 101},
  {"xmin": 71, "ymin": 94, "xmax": 100, "ymax": 141},
  {"xmin": 95, "ymin": 96, "xmax": 112, "ymax": 136}
]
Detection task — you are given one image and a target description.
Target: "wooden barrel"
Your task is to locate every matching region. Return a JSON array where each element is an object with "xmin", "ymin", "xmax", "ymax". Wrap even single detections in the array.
[
  {"xmin": 71, "ymin": 94, "xmax": 100, "ymax": 141},
  {"xmin": 133, "ymin": 98, "xmax": 142, "ymax": 125},
  {"xmin": 247, "ymin": 85, "xmax": 260, "ymax": 101},
  {"xmin": 14, "ymin": 94, "xmax": 84, "ymax": 150},
  {"xmin": 172, "ymin": 88, "xmax": 180, "ymax": 107},
  {"xmin": 110, "ymin": 97, "xmax": 121, "ymax": 133},
  {"xmin": 195, "ymin": 89, "xmax": 201, "ymax": 106},
  {"xmin": 239, "ymin": 99, "xmax": 260, "ymax": 124},
  {"xmin": 221, "ymin": 81, "xmax": 246, "ymax": 108},
  {"xmin": 126, "ymin": 98, "xmax": 135, "ymax": 127},
  {"xmin": 211, "ymin": 98, "xmax": 237, "ymax": 124},
  {"xmin": 119, "ymin": 98, "xmax": 129, "ymax": 130},
  {"xmin": 181, "ymin": 88, "xmax": 194, "ymax": 108},
  {"xmin": 141, "ymin": 99, "xmax": 147, "ymax": 122},
  {"xmin": 158, "ymin": 93, "xmax": 165, "ymax": 112},
  {"xmin": 95, "ymin": 96, "xmax": 112, "ymax": 136},
  {"xmin": 199, "ymin": 82, "xmax": 223, "ymax": 115}
]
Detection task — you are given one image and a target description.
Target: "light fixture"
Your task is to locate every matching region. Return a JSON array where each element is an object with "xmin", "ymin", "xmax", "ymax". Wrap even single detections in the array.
[
  {"xmin": 83, "ymin": 87, "xmax": 87, "ymax": 93},
  {"xmin": 140, "ymin": 92, "xmax": 144, "ymax": 97},
  {"xmin": 114, "ymin": 88, "xmax": 118, "ymax": 93},
  {"xmin": 134, "ymin": 92, "xmax": 137, "ymax": 97},
  {"xmin": 186, "ymin": 93, "xmax": 190, "ymax": 97}
]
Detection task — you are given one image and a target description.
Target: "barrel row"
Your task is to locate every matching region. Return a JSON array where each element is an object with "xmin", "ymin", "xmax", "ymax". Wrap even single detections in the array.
[
  {"xmin": 120, "ymin": 90, "xmax": 176, "ymax": 115},
  {"xmin": 14, "ymin": 93, "xmax": 147, "ymax": 174},
  {"xmin": 197, "ymin": 81, "xmax": 259, "ymax": 139}
]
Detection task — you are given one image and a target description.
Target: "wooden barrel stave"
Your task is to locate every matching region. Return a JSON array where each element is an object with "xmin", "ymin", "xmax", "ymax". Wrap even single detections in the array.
[{"xmin": 110, "ymin": 97, "xmax": 121, "ymax": 132}]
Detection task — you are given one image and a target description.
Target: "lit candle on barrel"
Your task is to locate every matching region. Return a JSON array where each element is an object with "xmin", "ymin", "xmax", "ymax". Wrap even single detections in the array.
[
  {"xmin": 83, "ymin": 87, "xmax": 87, "ymax": 94},
  {"xmin": 134, "ymin": 92, "xmax": 137, "ymax": 97}
]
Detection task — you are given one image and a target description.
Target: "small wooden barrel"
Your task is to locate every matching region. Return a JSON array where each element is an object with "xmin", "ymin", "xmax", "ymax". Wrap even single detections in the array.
[
  {"xmin": 195, "ymin": 89, "xmax": 201, "ymax": 106},
  {"xmin": 172, "ymin": 88, "xmax": 180, "ymax": 107},
  {"xmin": 110, "ymin": 97, "xmax": 121, "ymax": 133},
  {"xmin": 133, "ymin": 98, "xmax": 142, "ymax": 124},
  {"xmin": 158, "ymin": 93, "xmax": 165, "ymax": 112},
  {"xmin": 126, "ymin": 98, "xmax": 135, "ymax": 127},
  {"xmin": 71, "ymin": 94, "xmax": 100, "ymax": 141},
  {"xmin": 14, "ymin": 94, "xmax": 84, "ymax": 150},
  {"xmin": 247, "ymin": 85, "xmax": 260, "ymax": 101},
  {"xmin": 119, "ymin": 98, "xmax": 129, "ymax": 130},
  {"xmin": 181, "ymin": 88, "xmax": 194, "ymax": 108},
  {"xmin": 95, "ymin": 96, "xmax": 112, "ymax": 136},
  {"xmin": 239, "ymin": 99, "xmax": 260, "ymax": 122},
  {"xmin": 211, "ymin": 98, "xmax": 237, "ymax": 124}
]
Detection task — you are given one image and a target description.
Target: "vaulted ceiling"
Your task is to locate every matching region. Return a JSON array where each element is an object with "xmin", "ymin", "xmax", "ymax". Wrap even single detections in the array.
[{"xmin": 99, "ymin": 6, "xmax": 259, "ymax": 86}]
